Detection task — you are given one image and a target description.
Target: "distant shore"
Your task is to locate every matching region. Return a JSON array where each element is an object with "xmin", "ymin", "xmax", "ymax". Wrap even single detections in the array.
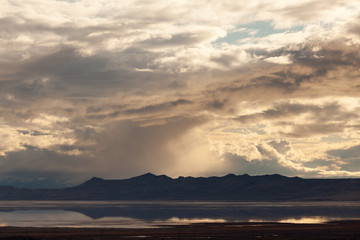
[
  {"xmin": 1, "ymin": 173, "xmax": 360, "ymax": 201},
  {"xmin": 0, "ymin": 220, "xmax": 359, "ymax": 240}
]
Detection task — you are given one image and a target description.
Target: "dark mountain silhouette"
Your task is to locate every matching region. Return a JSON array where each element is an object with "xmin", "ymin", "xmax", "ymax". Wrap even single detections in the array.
[{"xmin": 0, "ymin": 173, "xmax": 359, "ymax": 201}]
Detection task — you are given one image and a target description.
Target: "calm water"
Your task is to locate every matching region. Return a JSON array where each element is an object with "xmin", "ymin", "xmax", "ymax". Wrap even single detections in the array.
[{"xmin": 0, "ymin": 201, "xmax": 359, "ymax": 228}]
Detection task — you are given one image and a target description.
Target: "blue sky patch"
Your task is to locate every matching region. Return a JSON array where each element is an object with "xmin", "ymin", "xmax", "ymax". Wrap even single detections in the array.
[{"xmin": 215, "ymin": 21, "xmax": 304, "ymax": 45}]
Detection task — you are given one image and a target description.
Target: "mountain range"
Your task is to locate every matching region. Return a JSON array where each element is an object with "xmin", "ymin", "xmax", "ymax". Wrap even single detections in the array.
[{"xmin": 0, "ymin": 173, "xmax": 359, "ymax": 201}]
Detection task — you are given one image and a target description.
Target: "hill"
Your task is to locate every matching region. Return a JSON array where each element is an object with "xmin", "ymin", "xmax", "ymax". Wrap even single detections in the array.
[{"xmin": 0, "ymin": 173, "xmax": 359, "ymax": 201}]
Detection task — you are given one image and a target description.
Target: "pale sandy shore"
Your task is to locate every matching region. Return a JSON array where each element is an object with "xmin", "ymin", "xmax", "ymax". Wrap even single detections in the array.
[{"xmin": 0, "ymin": 220, "xmax": 359, "ymax": 239}]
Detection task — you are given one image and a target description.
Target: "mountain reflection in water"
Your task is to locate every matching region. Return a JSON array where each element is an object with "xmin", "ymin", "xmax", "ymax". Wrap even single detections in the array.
[{"xmin": 0, "ymin": 201, "xmax": 358, "ymax": 228}]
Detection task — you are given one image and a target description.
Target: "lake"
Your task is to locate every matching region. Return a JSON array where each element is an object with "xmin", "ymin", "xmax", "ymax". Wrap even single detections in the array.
[{"xmin": 0, "ymin": 201, "xmax": 359, "ymax": 228}]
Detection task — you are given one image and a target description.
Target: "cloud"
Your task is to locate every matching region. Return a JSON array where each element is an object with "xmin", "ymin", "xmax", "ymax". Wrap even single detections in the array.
[
  {"xmin": 0, "ymin": 145, "xmax": 89, "ymax": 187},
  {"xmin": 232, "ymin": 99, "xmax": 359, "ymax": 138},
  {"xmin": 222, "ymin": 153, "xmax": 300, "ymax": 177},
  {"xmin": 0, "ymin": 116, "xmax": 210, "ymax": 185},
  {"xmin": 326, "ymin": 144, "xmax": 360, "ymax": 172},
  {"xmin": 125, "ymin": 99, "xmax": 193, "ymax": 115},
  {"xmin": 1, "ymin": 0, "xmax": 360, "ymax": 186},
  {"xmin": 301, "ymin": 143, "xmax": 360, "ymax": 174},
  {"xmin": 217, "ymin": 139, "xmax": 360, "ymax": 178},
  {"xmin": 17, "ymin": 130, "xmax": 49, "ymax": 136},
  {"xmin": 279, "ymin": 123, "xmax": 345, "ymax": 138},
  {"xmin": 83, "ymin": 116, "xmax": 212, "ymax": 178}
]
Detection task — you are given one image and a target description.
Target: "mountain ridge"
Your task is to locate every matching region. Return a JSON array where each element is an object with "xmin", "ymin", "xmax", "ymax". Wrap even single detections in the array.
[{"xmin": 0, "ymin": 173, "xmax": 359, "ymax": 201}]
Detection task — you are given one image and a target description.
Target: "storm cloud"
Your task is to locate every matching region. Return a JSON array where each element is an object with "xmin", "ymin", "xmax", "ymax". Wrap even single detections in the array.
[{"xmin": 0, "ymin": 0, "xmax": 360, "ymax": 187}]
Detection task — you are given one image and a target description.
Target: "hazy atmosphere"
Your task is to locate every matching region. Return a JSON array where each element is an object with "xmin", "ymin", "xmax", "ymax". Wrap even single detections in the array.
[{"xmin": 1, "ymin": 0, "xmax": 360, "ymax": 187}]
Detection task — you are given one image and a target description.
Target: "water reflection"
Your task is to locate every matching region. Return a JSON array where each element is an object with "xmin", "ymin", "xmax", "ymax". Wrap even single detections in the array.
[
  {"xmin": 167, "ymin": 217, "xmax": 226, "ymax": 224},
  {"xmin": 0, "ymin": 201, "xmax": 358, "ymax": 228},
  {"xmin": 279, "ymin": 217, "xmax": 336, "ymax": 224},
  {"xmin": 0, "ymin": 210, "xmax": 89, "ymax": 227}
]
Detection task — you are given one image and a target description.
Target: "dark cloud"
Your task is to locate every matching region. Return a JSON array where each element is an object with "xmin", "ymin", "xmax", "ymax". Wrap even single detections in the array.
[
  {"xmin": 210, "ymin": 54, "xmax": 239, "ymax": 67},
  {"xmin": 17, "ymin": 130, "xmax": 49, "ymax": 136},
  {"xmin": 83, "ymin": 99, "xmax": 194, "ymax": 120},
  {"xmin": 340, "ymin": 159, "xmax": 360, "ymax": 172},
  {"xmin": 236, "ymin": 102, "xmax": 316, "ymax": 123},
  {"xmin": 287, "ymin": 144, "xmax": 360, "ymax": 174},
  {"xmin": 303, "ymin": 159, "xmax": 335, "ymax": 168},
  {"xmin": 125, "ymin": 99, "xmax": 193, "ymax": 115},
  {"xmin": 206, "ymin": 99, "xmax": 227, "ymax": 110},
  {"xmin": 234, "ymin": 101, "xmax": 358, "ymax": 137},
  {"xmin": 327, "ymin": 144, "xmax": 360, "ymax": 160},
  {"xmin": 0, "ymin": 146, "xmax": 91, "ymax": 187},
  {"xmin": 85, "ymin": 104, "xmax": 127, "ymax": 120},
  {"xmin": 138, "ymin": 32, "xmax": 213, "ymax": 48},
  {"xmin": 86, "ymin": 107, "xmax": 105, "ymax": 114},
  {"xmin": 0, "ymin": 45, "xmax": 190, "ymax": 106},
  {"xmin": 279, "ymin": 123, "xmax": 345, "ymax": 138},
  {"xmin": 323, "ymin": 145, "xmax": 360, "ymax": 172},
  {"xmin": 267, "ymin": 139, "xmax": 292, "ymax": 155},
  {"xmin": 14, "ymin": 79, "xmax": 47, "ymax": 97},
  {"xmin": 86, "ymin": 111, "xmax": 121, "ymax": 120},
  {"xmin": 289, "ymin": 43, "xmax": 360, "ymax": 78}
]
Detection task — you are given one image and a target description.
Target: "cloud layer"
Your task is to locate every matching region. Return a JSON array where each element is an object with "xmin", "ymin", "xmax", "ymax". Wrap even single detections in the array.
[{"xmin": 1, "ymin": 0, "xmax": 360, "ymax": 186}]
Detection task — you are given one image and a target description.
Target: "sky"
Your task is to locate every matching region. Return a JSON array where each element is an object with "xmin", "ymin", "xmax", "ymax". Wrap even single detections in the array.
[{"xmin": 1, "ymin": 0, "xmax": 360, "ymax": 187}]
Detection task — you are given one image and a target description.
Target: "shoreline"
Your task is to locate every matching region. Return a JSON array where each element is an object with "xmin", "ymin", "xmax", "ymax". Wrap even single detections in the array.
[{"xmin": 0, "ymin": 220, "xmax": 359, "ymax": 240}]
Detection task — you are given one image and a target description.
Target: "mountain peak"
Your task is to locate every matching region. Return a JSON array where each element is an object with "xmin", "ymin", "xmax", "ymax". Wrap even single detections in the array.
[
  {"xmin": 130, "ymin": 173, "xmax": 173, "ymax": 181},
  {"xmin": 140, "ymin": 172, "xmax": 156, "ymax": 177},
  {"xmin": 266, "ymin": 174, "xmax": 288, "ymax": 179},
  {"xmin": 80, "ymin": 177, "xmax": 104, "ymax": 186},
  {"xmin": 224, "ymin": 173, "xmax": 236, "ymax": 178},
  {"xmin": 89, "ymin": 177, "xmax": 104, "ymax": 181},
  {"xmin": 131, "ymin": 173, "xmax": 157, "ymax": 179}
]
